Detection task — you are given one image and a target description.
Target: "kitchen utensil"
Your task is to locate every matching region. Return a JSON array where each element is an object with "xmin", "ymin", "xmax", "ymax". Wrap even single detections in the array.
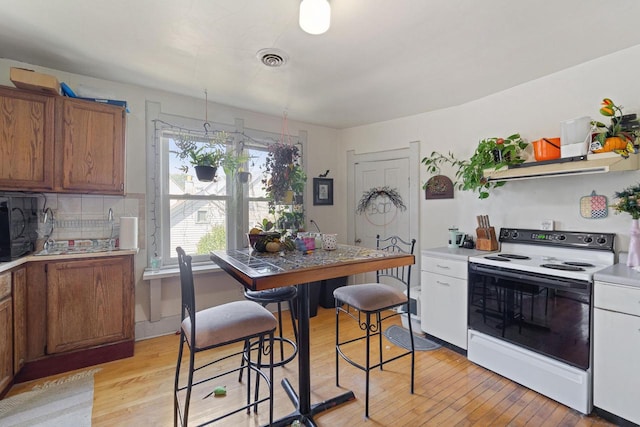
[
  {"xmin": 580, "ymin": 190, "xmax": 608, "ymax": 219},
  {"xmin": 448, "ymin": 227, "xmax": 466, "ymax": 248},
  {"xmin": 475, "ymin": 214, "xmax": 498, "ymax": 251},
  {"xmin": 533, "ymin": 138, "xmax": 561, "ymax": 161}
]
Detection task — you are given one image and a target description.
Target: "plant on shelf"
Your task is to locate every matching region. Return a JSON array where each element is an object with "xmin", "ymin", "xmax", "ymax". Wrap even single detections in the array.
[
  {"xmin": 262, "ymin": 142, "xmax": 306, "ymax": 210},
  {"xmin": 591, "ymin": 98, "xmax": 639, "ymax": 156},
  {"xmin": 421, "ymin": 133, "xmax": 528, "ymax": 199}
]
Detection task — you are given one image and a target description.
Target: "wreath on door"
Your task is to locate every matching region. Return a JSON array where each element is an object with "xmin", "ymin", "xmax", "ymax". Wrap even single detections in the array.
[{"xmin": 356, "ymin": 186, "xmax": 406, "ymax": 214}]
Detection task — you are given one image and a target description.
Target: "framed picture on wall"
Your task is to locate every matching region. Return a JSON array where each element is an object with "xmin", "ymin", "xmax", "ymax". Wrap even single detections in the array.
[{"xmin": 313, "ymin": 178, "xmax": 333, "ymax": 205}]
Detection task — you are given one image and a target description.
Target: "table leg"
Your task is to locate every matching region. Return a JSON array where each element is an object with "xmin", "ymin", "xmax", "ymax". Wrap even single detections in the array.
[{"xmin": 267, "ymin": 283, "xmax": 355, "ymax": 427}]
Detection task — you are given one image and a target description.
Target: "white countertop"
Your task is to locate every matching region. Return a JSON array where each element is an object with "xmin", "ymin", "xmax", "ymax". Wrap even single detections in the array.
[
  {"xmin": 422, "ymin": 246, "xmax": 495, "ymax": 261},
  {"xmin": 0, "ymin": 249, "xmax": 138, "ymax": 273},
  {"xmin": 594, "ymin": 263, "xmax": 640, "ymax": 289}
]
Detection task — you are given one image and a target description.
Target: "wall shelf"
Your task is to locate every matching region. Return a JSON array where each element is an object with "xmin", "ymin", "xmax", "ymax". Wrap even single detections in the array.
[{"xmin": 484, "ymin": 152, "xmax": 638, "ymax": 182}]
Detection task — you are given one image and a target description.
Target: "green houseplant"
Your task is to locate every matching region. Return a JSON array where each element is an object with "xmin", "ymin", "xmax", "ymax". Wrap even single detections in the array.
[
  {"xmin": 591, "ymin": 98, "xmax": 639, "ymax": 155},
  {"xmin": 422, "ymin": 133, "xmax": 528, "ymax": 199},
  {"xmin": 173, "ymin": 131, "xmax": 228, "ymax": 181},
  {"xmin": 173, "ymin": 131, "xmax": 250, "ymax": 182},
  {"xmin": 263, "ymin": 142, "xmax": 306, "ymax": 210}
]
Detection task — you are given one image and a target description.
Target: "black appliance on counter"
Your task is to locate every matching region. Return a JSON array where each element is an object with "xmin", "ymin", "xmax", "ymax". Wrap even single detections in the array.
[
  {"xmin": 0, "ymin": 194, "xmax": 39, "ymax": 261},
  {"xmin": 467, "ymin": 228, "xmax": 615, "ymax": 415}
]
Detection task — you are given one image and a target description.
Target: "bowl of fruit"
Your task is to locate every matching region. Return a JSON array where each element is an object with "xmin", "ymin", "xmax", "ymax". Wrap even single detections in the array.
[{"xmin": 247, "ymin": 219, "xmax": 282, "ymax": 252}]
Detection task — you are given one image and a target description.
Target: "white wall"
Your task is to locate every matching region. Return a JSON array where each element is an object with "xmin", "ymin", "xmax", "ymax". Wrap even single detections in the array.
[
  {"xmin": 3, "ymin": 42, "xmax": 639, "ymax": 336},
  {"xmin": 338, "ymin": 44, "xmax": 640, "ymax": 255},
  {"xmin": 0, "ymin": 58, "xmax": 342, "ymax": 338}
]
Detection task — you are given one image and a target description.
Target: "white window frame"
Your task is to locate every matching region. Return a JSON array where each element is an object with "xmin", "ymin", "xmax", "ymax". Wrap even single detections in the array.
[{"xmin": 146, "ymin": 106, "xmax": 307, "ymax": 268}]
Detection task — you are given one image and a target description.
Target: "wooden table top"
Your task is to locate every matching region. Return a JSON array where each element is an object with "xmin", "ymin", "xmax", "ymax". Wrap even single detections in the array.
[{"xmin": 211, "ymin": 244, "xmax": 415, "ymax": 291}]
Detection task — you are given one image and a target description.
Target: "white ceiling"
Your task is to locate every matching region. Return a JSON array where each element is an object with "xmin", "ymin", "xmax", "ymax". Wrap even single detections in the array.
[{"xmin": 1, "ymin": 1, "xmax": 640, "ymax": 129}]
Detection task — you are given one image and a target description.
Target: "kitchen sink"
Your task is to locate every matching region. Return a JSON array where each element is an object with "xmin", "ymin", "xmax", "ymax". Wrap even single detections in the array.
[{"xmin": 33, "ymin": 239, "xmax": 116, "ymax": 256}]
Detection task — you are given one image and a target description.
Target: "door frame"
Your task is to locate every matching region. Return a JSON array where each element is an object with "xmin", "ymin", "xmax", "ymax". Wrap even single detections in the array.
[{"xmin": 347, "ymin": 141, "xmax": 421, "ymax": 284}]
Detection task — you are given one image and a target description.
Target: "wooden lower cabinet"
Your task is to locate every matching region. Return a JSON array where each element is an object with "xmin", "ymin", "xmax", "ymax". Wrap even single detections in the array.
[
  {"xmin": 12, "ymin": 267, "xmax": 27, "ymax": 374},
  {"xmin": 0, "ymin": 296, "xmax": 12, "ymax": 393},
  {"xmin": 47, "ymin": 256, "xmax": 133, "ymax": 354},
  {"xmin": 16, "ymin": 255, "xmax": 134, "ymax": 383}
]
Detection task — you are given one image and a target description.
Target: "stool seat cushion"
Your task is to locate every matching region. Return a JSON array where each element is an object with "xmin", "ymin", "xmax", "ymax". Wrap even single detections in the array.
[
  {"xmin": 245, "ymin": 286, "xmax": 297, "ymax": 303},
  {"xmin": 334, "ymin": 283, "xmax": 407, "ymax": 312},
  {"xmin": 182, "ymin": 300, "xmax": 277, "ymax": 350}
]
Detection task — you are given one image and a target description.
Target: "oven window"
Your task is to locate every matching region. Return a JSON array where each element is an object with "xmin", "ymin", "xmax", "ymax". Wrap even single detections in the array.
[{"xmin": 468, "ymin": 265, "xmax": 591, "ymax": 369}]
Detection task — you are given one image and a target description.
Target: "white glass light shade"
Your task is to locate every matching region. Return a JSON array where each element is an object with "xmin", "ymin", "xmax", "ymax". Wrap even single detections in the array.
[{"xmin": 299, "ymin": 0, "xmax": 331, "ymax": 35}]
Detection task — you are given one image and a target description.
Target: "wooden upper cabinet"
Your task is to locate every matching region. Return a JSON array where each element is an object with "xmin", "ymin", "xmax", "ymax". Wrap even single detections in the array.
[
  {"xmin": 0, "ymin": 86, "xmax": 55, "ymax": 191},
  {"xmin": 0, "ymin": 86, "xmax": 126, "ymax": 195},
  {"xmin": 55, "ymin": 97, "xmax": 126, "ymax": 194}
]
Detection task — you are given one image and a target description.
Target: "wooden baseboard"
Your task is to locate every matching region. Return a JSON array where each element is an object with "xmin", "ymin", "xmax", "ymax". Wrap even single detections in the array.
[{"xmin": 14, "ymin": 340, "xmax": 134, "ymax": 383}]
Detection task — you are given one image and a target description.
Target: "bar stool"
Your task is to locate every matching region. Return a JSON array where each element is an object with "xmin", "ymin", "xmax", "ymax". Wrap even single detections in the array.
[
  {"xmin": 334, "ymin": 235, "xmax": 416, "ymax": 418},
  {"xmin": 174, "ymin": 247, "xmax": 277, "ymax": 426},
  {"xmin": 239, "ymin": 286, "xmax": 299, "ymax": 398}
]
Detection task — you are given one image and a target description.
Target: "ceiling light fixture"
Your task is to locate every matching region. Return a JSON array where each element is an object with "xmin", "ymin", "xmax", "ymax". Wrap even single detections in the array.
[{"xmin": 299, "ymin": 0, "xmax": 331, "ymax": 35}]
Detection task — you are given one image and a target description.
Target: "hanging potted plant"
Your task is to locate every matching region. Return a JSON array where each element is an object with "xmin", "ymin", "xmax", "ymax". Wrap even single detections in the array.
[
  {"xmin": 262, "ymin": 142, "xmax": 302, "ymax": 210},
  {"xmin": 173, "ymin": 131, "xmax": 228, "ymax": 182},
  {"xmin": 422, "ymin": 133, "xmax": 528, "ymax": 199}
]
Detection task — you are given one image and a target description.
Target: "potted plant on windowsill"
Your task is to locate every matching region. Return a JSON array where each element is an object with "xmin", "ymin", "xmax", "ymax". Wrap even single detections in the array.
[{"xmin": 422, "ymin": 133, "xmax": 528, "ymax": 199}]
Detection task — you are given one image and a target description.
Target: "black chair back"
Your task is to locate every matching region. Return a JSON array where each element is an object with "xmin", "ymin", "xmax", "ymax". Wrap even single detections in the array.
[
  {"xmin": 375, "ymin": 235, "xmax": 416, "ymax": 287},
  {"xmin": 176, "ymin": 247, "xmax": 196, "ymax": 330}
]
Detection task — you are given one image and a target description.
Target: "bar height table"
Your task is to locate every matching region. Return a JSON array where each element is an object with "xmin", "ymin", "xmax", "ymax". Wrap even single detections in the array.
[{"xmin": 211, "ymin": 245, "xmax": 414, "ymax": 426}]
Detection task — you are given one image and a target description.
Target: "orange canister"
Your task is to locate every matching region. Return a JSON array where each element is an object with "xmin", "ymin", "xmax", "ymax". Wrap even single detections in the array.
[{"xmin": 533, "ymin": 137, "xmax": 561, "ymax": 161}]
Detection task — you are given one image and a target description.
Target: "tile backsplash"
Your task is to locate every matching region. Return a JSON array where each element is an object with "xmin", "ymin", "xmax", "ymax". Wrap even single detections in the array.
[{"xmin": 40, "ymin": 193, "xmax": 144, "ymax": 245}]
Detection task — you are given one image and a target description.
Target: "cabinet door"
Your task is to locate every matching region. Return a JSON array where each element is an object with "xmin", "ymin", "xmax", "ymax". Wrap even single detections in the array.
[
  {"xmin": 422, "ymin": 271, "xmax": 468, "ymax": 349},
  {"xmin": 0, "ymin": 297, "xmax": 12, "ymax": 392},
  {"xmin": 0, "ymin": 86, "xmax": 55, "ymax": 191},
  {"xmin": 12, "ymin": 267, "xmax": 27, "ymax": 374},
  {"xmin": 55, "ymin": 97, "xmax": 125, "ymax": 194},
  {"xmin": 47, "ymin": 256, "xmax": 133, "ymax": 354},
  {"xmin": 593, "ymin": 308, "xmax": 640, "ymax": 425}
]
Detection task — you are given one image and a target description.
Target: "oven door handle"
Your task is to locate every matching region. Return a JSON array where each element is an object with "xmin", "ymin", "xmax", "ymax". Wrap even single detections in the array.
[{"xmin": 469, "ymin": 263, "xmax": 590, "ymax": 291}]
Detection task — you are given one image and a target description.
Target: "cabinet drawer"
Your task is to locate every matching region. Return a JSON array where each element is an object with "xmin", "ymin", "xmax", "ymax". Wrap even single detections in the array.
[
  {"xmin": 0, "ymin": 272, "xmax": 10, "ymax": 300},
  {"xmin": 594, "ymin": 281, "xmax": 640, "ymax": 316},
  {"xmin": 422, "ymin": 255, "xmax": 467, "ymax": 279}
]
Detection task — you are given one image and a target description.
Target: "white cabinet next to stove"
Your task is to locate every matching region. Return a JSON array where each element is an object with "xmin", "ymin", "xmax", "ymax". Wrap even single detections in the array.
[
  {"xmin": 421, "ymin": 248, "xmax": 486, "ymax": 350},
  {"xmin": 593, "ymin": 268, "xmax": 640, "ymax": 426}
]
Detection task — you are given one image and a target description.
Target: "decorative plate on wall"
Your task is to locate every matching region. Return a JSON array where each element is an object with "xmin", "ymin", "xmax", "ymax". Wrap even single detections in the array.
[{"xmin": 425, "ymin": 175, "xmax": 454, "ymax": 199}]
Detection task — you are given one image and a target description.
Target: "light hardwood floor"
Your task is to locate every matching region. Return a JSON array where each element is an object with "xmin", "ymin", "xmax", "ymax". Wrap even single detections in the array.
[{"xmin": 7, "ymin": 307, "xmax": 613, "ymax": 426}]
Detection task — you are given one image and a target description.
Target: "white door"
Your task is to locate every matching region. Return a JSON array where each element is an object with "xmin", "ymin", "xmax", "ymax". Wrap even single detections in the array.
[
  {"xmin": 354, "ymin": 158, "xmax": 411, "ymax": 247},
  {"xmin": 354, "ymin": 158, "xmax": 412, "ymax": 283}
]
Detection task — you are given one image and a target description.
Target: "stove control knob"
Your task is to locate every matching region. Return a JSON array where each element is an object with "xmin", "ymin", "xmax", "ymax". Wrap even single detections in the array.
[
  {"xmin": 584, "ymin": 236, "xmax": 593, "ymax": 243},
  {"xmin": 511, "ymin": 230, "xmax": 519, "ymax": 239},
  {"xmin": 557, "ymin": 234, "xmax": 566, "ymax": 241},
  {"xmin": 597, "ymin": 237, "xmax": 607, "ymax": 245}
]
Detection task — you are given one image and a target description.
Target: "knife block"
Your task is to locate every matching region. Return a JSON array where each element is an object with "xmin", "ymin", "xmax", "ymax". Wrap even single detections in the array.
[{"xmin": 476, "ymin": 227, "xmax": 499, "ymax": 251}]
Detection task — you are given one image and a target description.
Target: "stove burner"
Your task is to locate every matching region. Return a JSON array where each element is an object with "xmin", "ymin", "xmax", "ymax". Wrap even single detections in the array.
[
  {"xmin": 563, "ymin": 261, "xmax": 595, "ymax": 268},
  {"xmin": 540, "ymin": 263, "xmax": 585, "ymax": 272},
  {"xmin": 497, "ymin": 253, "xmax": 531, "ymax": 260},
  {"xmin": 484, "ymin": 256, "xmax": 511, "ymax": 262}
]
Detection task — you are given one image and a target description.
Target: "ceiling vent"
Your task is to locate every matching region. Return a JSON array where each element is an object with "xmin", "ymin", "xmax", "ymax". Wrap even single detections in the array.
[{"xmin": 257, "ymin": 48, "xmax": 288, "ymax": 68}]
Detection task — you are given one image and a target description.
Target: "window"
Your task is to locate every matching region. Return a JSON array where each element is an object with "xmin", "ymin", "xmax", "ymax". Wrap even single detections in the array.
[
  {"xmin": 149, "ymin": 114, "xmax": 305, "ymax": 266},
  {"xmin": 196, "ymin": 210, "xmax": 208, "ymax": 224}
]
